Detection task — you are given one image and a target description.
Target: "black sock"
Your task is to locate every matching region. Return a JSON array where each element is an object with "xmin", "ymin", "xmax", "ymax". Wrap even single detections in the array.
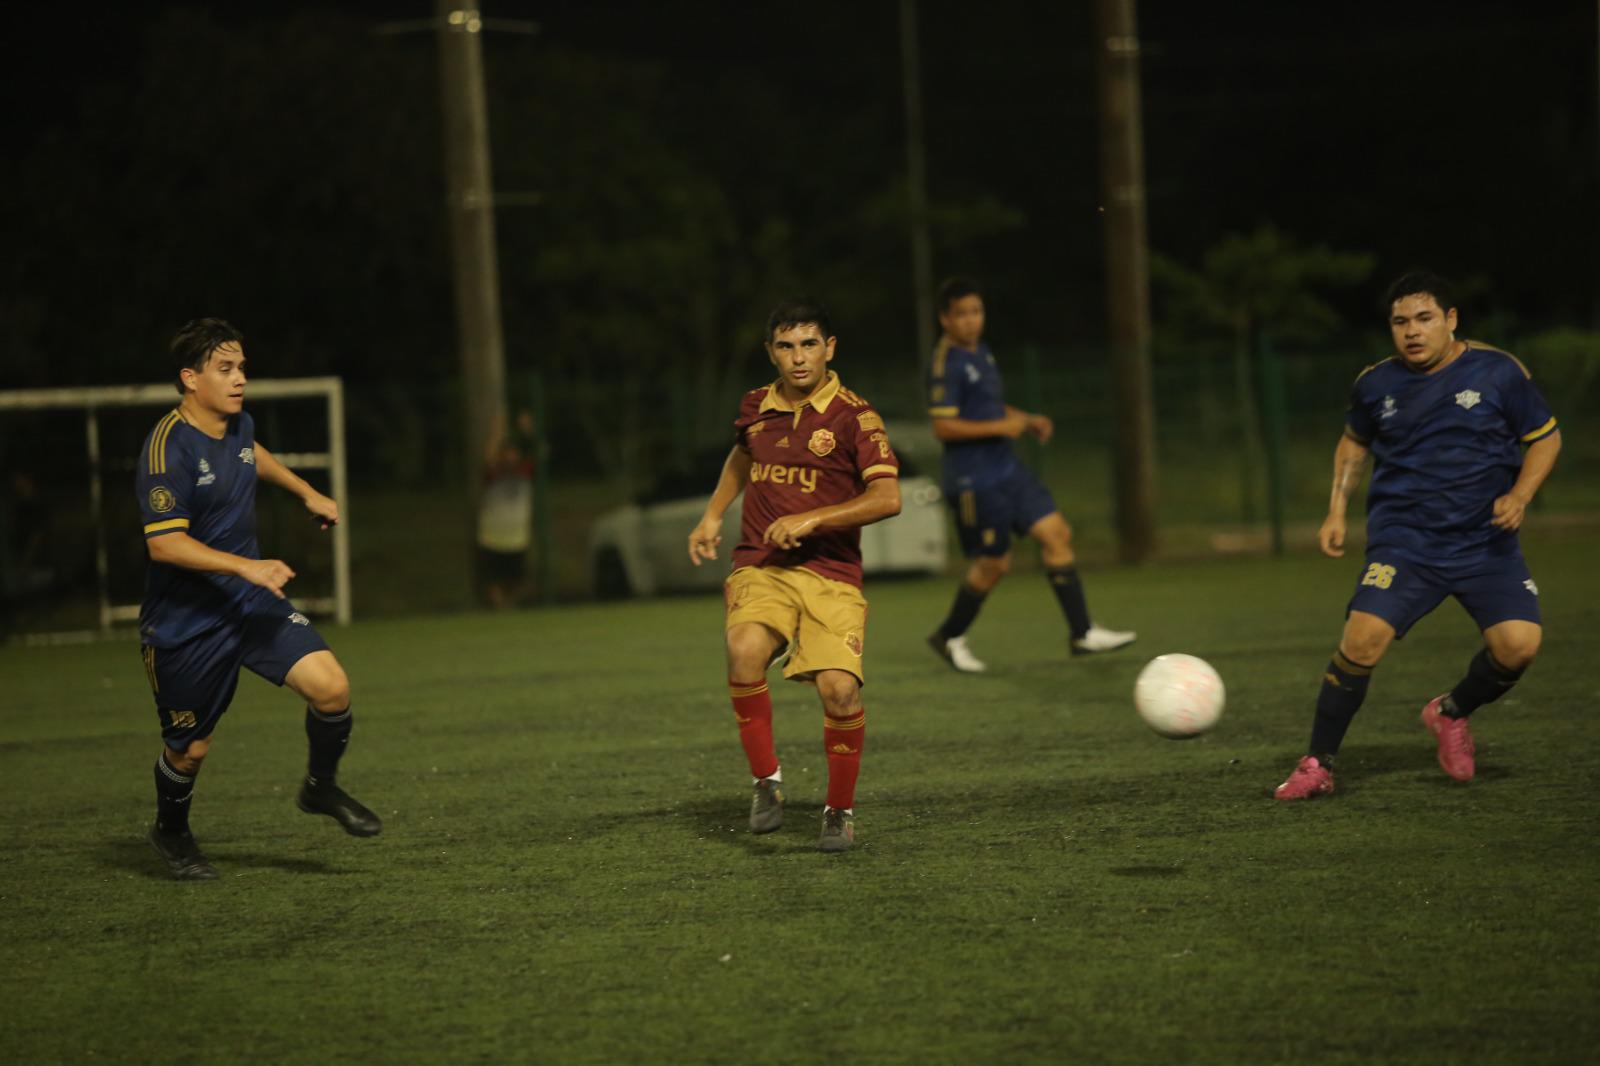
[
  {"xmin": 937, "ymin": 582, "xmax": 988, "ymax": 640},
  {"xmin": 1045, "ymin": 567, "xmax": 1092, "ymax": 639},
  {"xmin": 154, "ymin": 751, "xmax": 196, "ymax": 836},
  {"xmin": 1307, "ymin": 650, "xmax": 1374, "ymax": 762},
  {"xmin": 305, "ymin": 706, "xmax": 353, "ymax": 788},
  {"xmin": 1443, "ymin": 649, "xmax": 1523, "ymax": 718}
]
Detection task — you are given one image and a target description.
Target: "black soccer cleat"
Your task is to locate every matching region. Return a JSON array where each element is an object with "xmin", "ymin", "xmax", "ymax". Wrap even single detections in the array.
[
  {"xmin": 297, "ymin": 781, "xmax": 383, "ymax": 837},
  {"xmin": 148, "ymin": 824, "xmax": 219, "ymax": 881}
]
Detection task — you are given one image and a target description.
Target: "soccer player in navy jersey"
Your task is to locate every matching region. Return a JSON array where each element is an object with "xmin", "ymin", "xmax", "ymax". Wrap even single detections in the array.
[
  {"xmin": 687, "ymin": 298, "xmax": 902, "ymax": 852},
  {"xmin": 1275, "ymin": 272, "xmax": 1562, "ymax": 800},
  {"xmin": 138, "ymin": 319, "xmax": 380, "ymax": 879},
  {"xmin": 924, "ymin": 277, "xmax": 1134, "ymax": 672}
]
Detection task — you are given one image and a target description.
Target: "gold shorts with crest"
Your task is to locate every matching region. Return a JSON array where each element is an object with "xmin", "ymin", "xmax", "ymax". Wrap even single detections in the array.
[{"xmin": 724, "ymin": 565, "xmax": 868, "ymax": 684}]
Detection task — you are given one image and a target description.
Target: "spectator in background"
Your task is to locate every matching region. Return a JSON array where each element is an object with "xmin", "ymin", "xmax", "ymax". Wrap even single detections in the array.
[{"xmin": 477, "ymin": 409, "xmax": 537, "ymax": 609}]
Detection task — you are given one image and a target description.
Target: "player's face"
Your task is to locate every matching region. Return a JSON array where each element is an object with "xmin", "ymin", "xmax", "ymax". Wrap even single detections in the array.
[
  {"xmin": 766, "ymin": 323, "xmax": 836, "ymax": 400},
  {"xmin": 938, "ymin": 294, "xmax": 985, "ymax": 349},
  {"xmin": 1389, "ymin": 294, "xmax": 1458, "ymax": 371},
  {"xmin": 184, "ymin": 341, "xmax": 248, "ymax": 415}
]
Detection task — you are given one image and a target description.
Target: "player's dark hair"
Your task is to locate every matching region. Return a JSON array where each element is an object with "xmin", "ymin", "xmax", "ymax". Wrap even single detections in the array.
[
  {"xmin": 169, "ymin": 318, "xmax": 244, "ymax": 395},
  {"xmin": 765, "ymin": 298, "xmax": 833, "ymax": 342},
  {"xmin": 936, "ymin": 276, "xmax": 983, "ymax": 313},
  {"xmin": 1384, "ymin": 271, "xmax": 1456, "ymax": 317}
]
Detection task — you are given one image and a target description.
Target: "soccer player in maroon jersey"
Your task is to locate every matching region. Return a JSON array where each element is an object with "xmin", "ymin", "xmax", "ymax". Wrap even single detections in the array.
[{"xmin": 687, "ymin": 298, "xmax": 902, "ymax": 852}]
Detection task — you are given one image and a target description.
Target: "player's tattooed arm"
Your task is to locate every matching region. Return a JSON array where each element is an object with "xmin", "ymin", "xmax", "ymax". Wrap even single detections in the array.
[
  {"xmin": 1319, "ymin": 433, "xmax": 1371, "ymax": 558},
  {"xmin": 689, "ymin": 446, "xmax": 753, "ymax": 565},
  {"xmin": 762, "ymin": 475, "xmax": 902, "ymax": 549},
  {"xmin": 254, "ymin": 443, "xmax": 339, "ymax": 530},
  {"xmin": 146, "ymin": 532, "xmax": 296, "ymax": 598},
  {"xmin": 1492, "ymin": 429, "xmax": 1561, "ymax": 531}
]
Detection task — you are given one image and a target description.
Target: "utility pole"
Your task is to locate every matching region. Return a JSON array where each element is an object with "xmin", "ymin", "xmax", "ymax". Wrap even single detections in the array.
[
  {"xmin": 1094, "ymin": 0, "xmax": 1158, "ymax": 563},
  {"xmin": 437, "ymin": 0, "xmax": 507, "ymax": 512},
  {"xmin": 900, "ymin": 0, "xmax": 935, "ymax": 385}
]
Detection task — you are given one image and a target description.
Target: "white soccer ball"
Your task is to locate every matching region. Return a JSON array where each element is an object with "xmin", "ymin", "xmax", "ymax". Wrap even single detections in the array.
[{"xmin": 1134, "ymin": 654, "xmax": 1225, "ymax": 739}]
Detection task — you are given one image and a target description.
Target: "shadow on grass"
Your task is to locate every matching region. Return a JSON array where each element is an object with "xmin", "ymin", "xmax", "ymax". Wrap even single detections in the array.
[
  {"xmin": 99, "ymin": 837, "xmax": 351, "ymax": 879},
  {"xmin": 1338, "ymin": 741, "xmax": 1514, "ymax": 787}
]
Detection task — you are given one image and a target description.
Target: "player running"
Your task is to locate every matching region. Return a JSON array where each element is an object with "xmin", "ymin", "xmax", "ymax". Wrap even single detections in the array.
[
  {"xmin": 687, "ymin": 298, "xmax": 901, "ymax": 853},
  {"xmin": 924, "ymin": 277, "xmax": 1134, "ymax": 672},
  {"xmin": 1275, "ymin": 272, "xmax": 1561, "ymax": 799},
  {"xmin": 138, "ymin": 319, "xmax": 380, "ymax": 879}
]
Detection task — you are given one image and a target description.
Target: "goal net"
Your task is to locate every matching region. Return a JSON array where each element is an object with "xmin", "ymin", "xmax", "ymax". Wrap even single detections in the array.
[{"xmin": 0, "ymin": 378, "xmax": 350, "ymax": 644}]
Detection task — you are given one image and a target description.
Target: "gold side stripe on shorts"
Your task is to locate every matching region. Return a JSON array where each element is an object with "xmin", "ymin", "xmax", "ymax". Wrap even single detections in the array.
[
  {"xmin": 149, "ymin": 411, "xmax": 181, "ymax": 474},
  {"xmin": 959, "ymin": 490, "xmax": 977, "ymax": 527},
  {"xmin": 143, "ymin": 646, "xmax": 159, "ymax": 693},
  {"xmin": 928, "ymin": 406, "xmax": 960, "ymax": 418},
  {"xmin": 144, "ymin": 518, "xmax": 190, "ymax": 534},
  {"xmin": 825, "ymin": 713, "xmax": 866, "ymax": 731},
  {"xmin": 862, "ymin": 464, "xmax": 899, "ymax": 480},
  {"xmin": 1520, "ymin": 417, "xmax": 1557, "ymax": 442},
  {"xmin": 729, "ymin": 682, "xmax": 769, "ymax": 698}
]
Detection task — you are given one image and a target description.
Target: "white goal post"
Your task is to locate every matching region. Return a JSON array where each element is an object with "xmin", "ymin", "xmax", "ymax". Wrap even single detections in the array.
[{"xmin": 0, "ymin": 377, "xmax": 350, "ymax": 635}]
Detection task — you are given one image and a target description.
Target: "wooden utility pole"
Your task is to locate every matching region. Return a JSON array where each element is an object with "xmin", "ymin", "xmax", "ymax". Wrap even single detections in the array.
[
  {"xmin": 900, "ymin": 0, "xmax": 936, "ymax": 384},
  {"xmin": 437, "ymin": 1, "xmax": 507, "ymax": 506},
  {"xmin": 1094, "ymin": 0, "xmax": 1158, "ymax": 563}
]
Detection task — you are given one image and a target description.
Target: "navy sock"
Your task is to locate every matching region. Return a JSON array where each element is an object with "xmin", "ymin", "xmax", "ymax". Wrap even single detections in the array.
[
  {"xmin": 1443, "ymin": 649, "xmax": 1523, "ymax": 718},
  {"xmin": 154, "ymin": 751, "xmax": 196, "ymax": 836},
  {"xmin": 1307, "ymin": 650, "xmax": 1374, "ymax": 762},
  {"xmin": 305, "ymin": 706, "xmax": 353, "ymax": 787},
  {"xmin": 1045, "ymin": 566, "xmax": 1092, "ymax": 639},
  {"xmin": 937, "ymin": 582, "xmax": 988, "ymax": 640}
]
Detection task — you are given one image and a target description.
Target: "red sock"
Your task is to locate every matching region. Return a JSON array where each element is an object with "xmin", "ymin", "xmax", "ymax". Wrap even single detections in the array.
[
  {"xmin": 729, "ymin": 678, "xmax": 778, "ymax": 780},
  {"xmin": 823, "ymin": 706, "xmax": 865, "ymax": 810}
]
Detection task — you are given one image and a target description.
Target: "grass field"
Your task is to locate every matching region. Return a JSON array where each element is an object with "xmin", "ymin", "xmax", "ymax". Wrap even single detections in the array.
[{"xmin": 3, "ymin": 527, "xmax": 1598, "ymax": 1064}]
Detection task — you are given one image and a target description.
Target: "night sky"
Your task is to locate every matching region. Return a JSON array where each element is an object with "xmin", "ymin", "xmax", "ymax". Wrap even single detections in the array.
[{"xmin": 2, "ymin": 1, "xmax": 1595, "ymax": 390}]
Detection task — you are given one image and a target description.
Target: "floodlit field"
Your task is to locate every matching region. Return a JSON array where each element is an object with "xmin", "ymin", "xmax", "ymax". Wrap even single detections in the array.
[{"xmin": 3, "ymin": 529, "xmax": 1597, "ymax": 1064}]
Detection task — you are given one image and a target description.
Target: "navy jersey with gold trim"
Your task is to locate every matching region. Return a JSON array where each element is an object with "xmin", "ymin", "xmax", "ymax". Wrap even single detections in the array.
[
  {"xmin": 1347, "ymin": 341, "xmax": 1557, "ymax": 563},
  {"xmin": 926, "ymin": 337, "xmax": 1020, "ymax": 491},
  {"xmin": 135, "ymin": 409, "xmax": 263, "ymax": 647}
]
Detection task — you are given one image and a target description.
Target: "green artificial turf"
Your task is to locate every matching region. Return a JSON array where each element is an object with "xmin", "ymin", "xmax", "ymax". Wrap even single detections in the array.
[{"xmin": 2, "ymin": 528, "xmax": 1596, "ymax": 1064}]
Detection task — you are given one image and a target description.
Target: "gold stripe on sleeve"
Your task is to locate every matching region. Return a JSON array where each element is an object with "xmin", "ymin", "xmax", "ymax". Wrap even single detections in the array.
[
  {"xmin": 862, "ymin": 464, "xmax": 899, "ymax": 480},
  {"xmin": 143, "ymin": 518, "xmax": 190, "ymax": 535},
  {"xmin": 931, "ymin": 337, "xmax": 951, "ymax": 379},
  {"xmin": 1520, "ymin": 417, "xmax": 1557, "ymax": 443},
  {"xmin": 928, "ymin": 406, "xmax": 960, "ymax": 418},
  {"xmin": 150, "ymin": 411, "xmax": 180, "ymax": 474}
]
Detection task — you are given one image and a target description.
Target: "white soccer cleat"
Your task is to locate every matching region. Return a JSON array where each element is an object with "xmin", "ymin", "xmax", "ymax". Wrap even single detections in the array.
[
  {"xmin": 1071, "ymin": 625, "xmax": 1137, "ymax": 656},
  {"xmin": 928, "ymin": 633, "xmax": 987, "ymax": 673}
]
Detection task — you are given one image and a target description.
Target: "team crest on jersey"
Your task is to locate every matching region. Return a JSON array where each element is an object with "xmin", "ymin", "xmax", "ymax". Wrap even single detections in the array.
[
  {"xmin": 196, "ymin": 457, "xmax": 215, "ymax": 487},
  {"xmin": 148, "ymin": 486, "xmax": 176, "ymax": 513},
  {"xmin": 807, "ymin": 429, "xmax": 836, "ymax": 457},
  {"xmin": 288, "ymin": 612, "xmax": 310, "ymax": 626},
  {"xmin": 965, "ymin": 364, "xmax": 982, "ymax": 384},
  {"xmin": 1381, "ymin": 396, "xmax": 1397, "ymax": 420},
  {"xmin": 239, "ymin": 447, "xmax": 255, "ymax": 465},
  {"xmin": 1456, "ymin": 389, "xmax": 1482, "ymax": 410}
]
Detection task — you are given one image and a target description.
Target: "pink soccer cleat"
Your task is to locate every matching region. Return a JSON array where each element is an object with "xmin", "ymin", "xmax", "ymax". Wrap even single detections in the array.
[
  {"xmin": 1421, "ymin": 695, "xmax": 1475, "ymax": 781},
  {"xmin": 1273, "ymin": 755, "xmax": 1335, "ymax": 801}
]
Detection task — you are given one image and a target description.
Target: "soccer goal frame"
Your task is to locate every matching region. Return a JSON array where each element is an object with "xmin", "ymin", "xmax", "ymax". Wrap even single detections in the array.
[{"xmin": 0, "ymin": 377, "xmax": 350, "ymax": 637}]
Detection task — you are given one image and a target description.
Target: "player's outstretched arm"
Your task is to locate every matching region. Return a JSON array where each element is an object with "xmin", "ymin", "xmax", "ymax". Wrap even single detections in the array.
[
  {"xmin": 689, "ymin": 446, "xmax": 752, "ymax": 565},
  {"xmin": 931, "ymin": 408, "xmax": 1031, "ymax": 442},
  {"xmin": 1319, "ymin": 432, "xmax": 1371, "ymax": 557},
  {"xmin": 1492, "ymin": 429, "xmax": 1561, "ymax": 531},
  {"xmin": 255, "ymin": 442, "xmax": 339, "ymax": 530},
  {"xmin": 146, "ymin": 532, "xmax": 295, "ymax": 598},
  {"xmin": 763, "ymin": 476, "xmax": 902, "ymax": 550}
]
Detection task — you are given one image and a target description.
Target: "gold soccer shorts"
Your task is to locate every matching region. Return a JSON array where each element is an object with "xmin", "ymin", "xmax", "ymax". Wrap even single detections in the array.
[{"xmin": 724, "ymin": 565, "xmax": 868, "ymax": 684}]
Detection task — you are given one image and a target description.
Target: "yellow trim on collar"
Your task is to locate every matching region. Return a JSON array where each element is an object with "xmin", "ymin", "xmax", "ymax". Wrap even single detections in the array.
[{"xmin": 759, "ymin": 370, "xmax": 843, "ymax": 414}]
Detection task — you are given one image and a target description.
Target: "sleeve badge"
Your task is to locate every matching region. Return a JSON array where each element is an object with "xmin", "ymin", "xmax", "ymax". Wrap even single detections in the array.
[{"xmin": 148, "ymin": 486, "xmax": 176, "ymax": 513}]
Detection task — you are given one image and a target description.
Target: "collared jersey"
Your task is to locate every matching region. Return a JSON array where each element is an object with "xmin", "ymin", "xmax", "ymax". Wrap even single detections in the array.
[
  {"xmin": 732, "ymin": 371, "xmax": 899, "ymax": 589},
  {"xmin": 1346, "ymin": 341, "xmax": 1558, "ymax": 563},
  {"xmin": 136, "ymin": 408, "xmax": 264, "ymax": 647},
  {"xmin": 927, "ymin": 337, "xmax": 1020, "ymax": 490}
]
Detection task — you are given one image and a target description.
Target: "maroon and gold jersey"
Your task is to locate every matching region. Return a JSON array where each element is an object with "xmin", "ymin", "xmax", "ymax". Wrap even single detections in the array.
[{"xmin": 731, "ymin": 371, "xmax": 899, "ymax": 589}]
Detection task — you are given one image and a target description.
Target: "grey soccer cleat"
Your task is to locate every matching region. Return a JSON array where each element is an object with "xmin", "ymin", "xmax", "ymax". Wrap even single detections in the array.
[
  {"xmin": 750, "ymin": 777, "xmax": 785, "ymax": 834},
  {"xmin": 927, "ymin": 632, "xmax": 987, "ymax": 673},
  {"xmin": 148, "ymin": 824, "xmax": 219, "ymax": 881},
  {"xmin": 818, "ymin": 807, "xmax": 855, "ymax": 853}
]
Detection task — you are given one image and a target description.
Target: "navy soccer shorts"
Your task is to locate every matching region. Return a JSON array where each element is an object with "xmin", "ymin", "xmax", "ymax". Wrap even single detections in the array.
[
  {"xmin": 947, "ymin": 465, "xmax": 1060, "ymax": 558},
  {"xmin": 1345, "ymin": 550, "xmax": 1542, "ymax": 639},
  {"xmin": 140, "ymin": 590, "xmax": 331, "ymax": 750}
]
